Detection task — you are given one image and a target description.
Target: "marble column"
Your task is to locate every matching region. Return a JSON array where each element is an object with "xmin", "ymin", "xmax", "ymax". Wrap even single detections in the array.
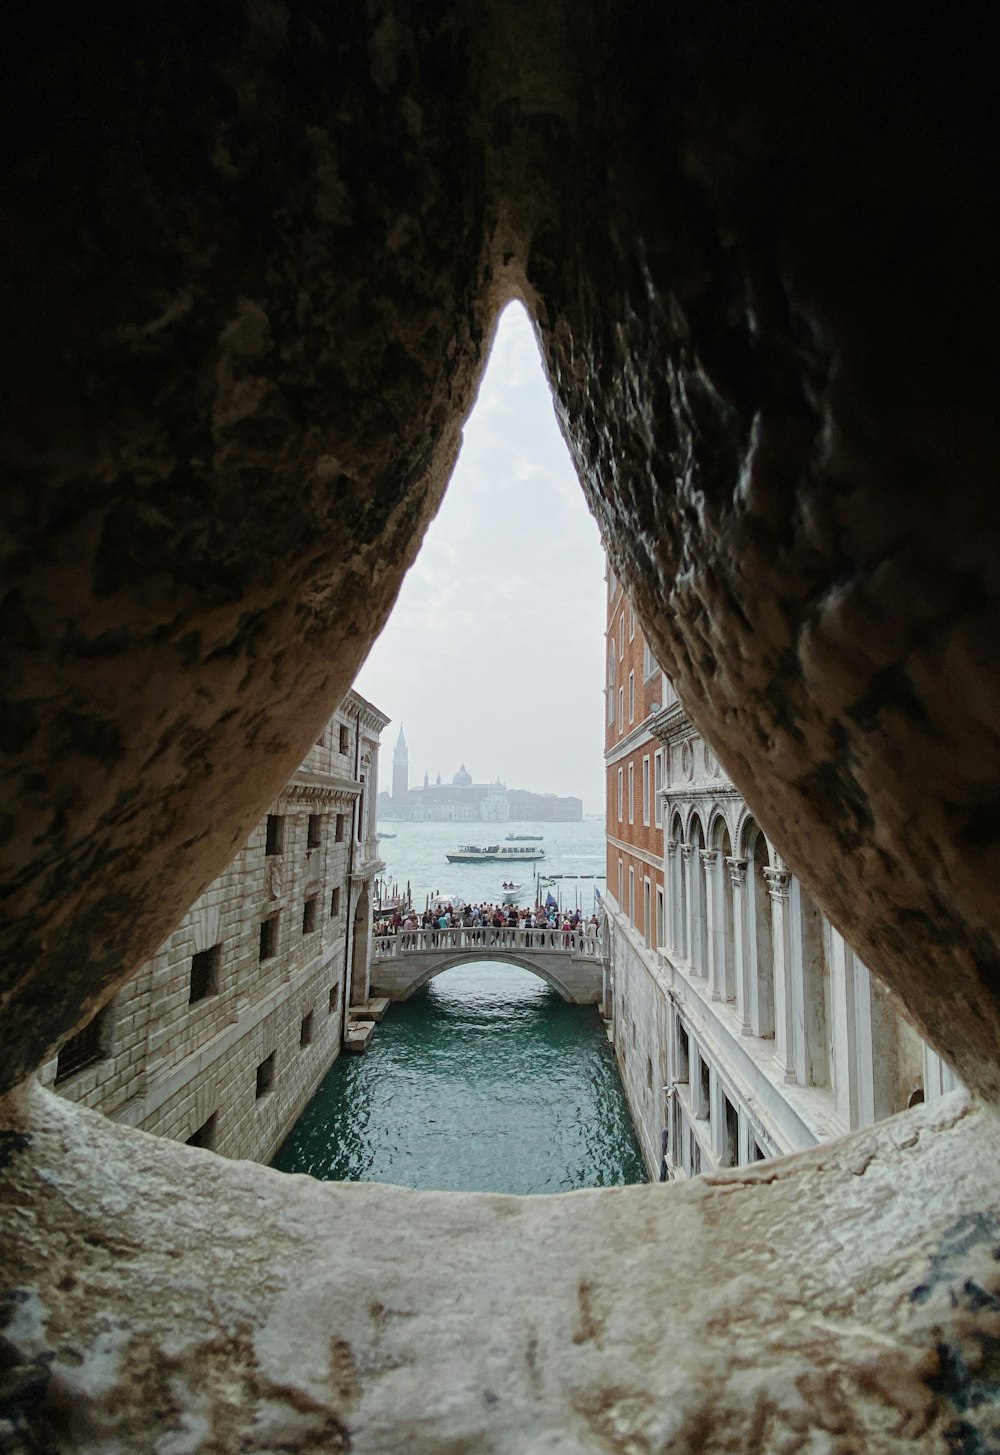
[
  {"xmin": 764, "ymin": 865, "xmax": 796, "ymax": 1082},
  {"xmin": 701, "ymin": 849, "xmax": 720, "ymax": 997},
  {"xmin": 726, "ymin": 858, "xmax": 751, "ymax": 1034},
  {"xmin": 681, "ymin": 844, "xmax": 695, "ymax": 968}
]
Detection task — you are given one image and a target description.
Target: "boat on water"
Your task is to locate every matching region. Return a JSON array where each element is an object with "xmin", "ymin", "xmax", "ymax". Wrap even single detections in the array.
[
  {"xmin": 377, "ymin": 832, "xmax": 397, "ymax": 839},
  {"xmin": 505, "ymin": 833, "xmax": 543, "ymax": 842},
  {"xmin": 446, "ymin": 844, "xmax": 545, "ymax": 864},
  {"xmin": 500, "ymin": 881, "xmax": 523, "ymax": 903}
]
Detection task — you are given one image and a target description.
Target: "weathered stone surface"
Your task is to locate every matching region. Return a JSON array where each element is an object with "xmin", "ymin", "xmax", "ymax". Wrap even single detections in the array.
[
  {"xmin": 2, "ymin": 1080, "xmax": 998, "ymax": 1452},
  {"xmin": 3, "ymin": 6, "xmax": 999, "ymax": 1097},
  {"xmin": 3, "ymin": 10, "xmax": 1000, "ymax": 1442}
]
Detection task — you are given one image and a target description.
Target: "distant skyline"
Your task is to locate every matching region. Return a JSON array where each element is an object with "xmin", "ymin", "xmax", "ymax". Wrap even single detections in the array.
[{"xmin": 355, "ymin": 303, "xmax": 607, "ymax": 813}]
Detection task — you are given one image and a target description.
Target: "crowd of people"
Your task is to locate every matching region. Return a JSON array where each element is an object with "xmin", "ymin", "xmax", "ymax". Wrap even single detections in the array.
[{"xmin": 374, "ymin": 900, "xmax": 600, "ymax": 948}]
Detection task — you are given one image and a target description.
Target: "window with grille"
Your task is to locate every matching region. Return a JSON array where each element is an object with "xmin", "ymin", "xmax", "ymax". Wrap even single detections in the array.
[
  {"xmin": 54, "ymin": 1008, "xmax": 109, "ymax": 1083},
  {"xmin": 265, "ymin": 814, "xmax": 284, "ymax": 856},
  {"xmin": 189, "ymin": 944, "xmax": 220, "ymax": 1004},
  {"xmin": 256, "ymin": 1052, "xmax": 275, "ymax": 1098},
  {"xmin": 259, "ymin": 915, "xmax": 279, "ymax": 961},
  {"xmin": 187, "ymin": 1113, "xmax": 218, "ymax": 1150}
]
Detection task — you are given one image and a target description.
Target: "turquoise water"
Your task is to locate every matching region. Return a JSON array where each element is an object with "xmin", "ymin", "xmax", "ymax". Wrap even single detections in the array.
[
  {"xmin": 273, "ymin": 963, "xmax": 645, "ymax": 1193},
  {"xmin": 273, "ymin": 817, "xmax": 645, "ymax": 1194}
]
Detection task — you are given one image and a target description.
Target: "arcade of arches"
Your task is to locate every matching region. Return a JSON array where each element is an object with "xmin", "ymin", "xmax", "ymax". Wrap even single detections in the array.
[{"xmin": 3, "ymin": 7, "xmax": 1000, "ymax": 1450}]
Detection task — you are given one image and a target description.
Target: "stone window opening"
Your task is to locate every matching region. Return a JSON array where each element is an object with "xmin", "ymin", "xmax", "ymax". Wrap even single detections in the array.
[
  {"xmin": 335, "ymin": 813, "xmax": 346, "ymax": 843},
  {"xmin": 330, "ymin": 886, "xmax": 341, "ymax": 917},
  {"xmin": 188, "ymin": 944, "xmax": 220, "ymax": 1004},
  {"xmin": 302, "ymin": 897, "xmax": 317, "ymax": 935},
  {"xmin": 339, "ymin": 723, "xmax": 350, "ymax": 754},
  {"xmin": 265, "ymin": 814, "xmax": 284, "ymax": 856},
  {"xmin": 300, "ymin": 1011, "xmax": 314, "ymax": 1047},
  {"xmin": 54, "ymin": 1007, "xmax": 110, "ymax": 1084},
  {"xmin": 328, "ymin": 983, "xmax": 339, "ymax": 1015},
  {"xmin": 307, "ymin": 814, "xmax": 323, "ymax": 849},
  {"xmin": 255, "ymin": 1052, "xmax": 275, "ymax": 1099},
  {"xmin": 723, "ymin": 1095, "xmax": 739, "ymax": 1167},
  {"xmin": 258, "ymin": 914, "xmax": 279, "ymax": 962},
  {"xmin": 186, "ymin": 1113, "xmax": 218, "ymax": 1150},
  {"xmin": 676, "ymin": 1022, "xmax": 690, "ymax": 1083},
  {"xmin": 628, "ymin": 670, "xmax": 635, "ymax": 723},
  {"xmin": 617, "ymin": 685, "xmax": 623, "ymax": 732},
  {"xmin": 698, "ymin": 1057, "xmax": 711, "ymax": 1122}
]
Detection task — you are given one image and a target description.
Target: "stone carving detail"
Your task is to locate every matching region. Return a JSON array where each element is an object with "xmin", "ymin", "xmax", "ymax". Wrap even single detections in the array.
[
  {"xmin": 726, "ymin": 857, "xmax": 748, "ymax": 888},
  {"xmin": 704, "ymin": 744, "xmax": 720, "ymax": 777},
  {"xmin": 699, "ymin": 850, "xmax": 718, "ymax": 869},
  {"xmin": 680, "ymin": 844, "xmax": 694, "ymax": 863},
  {"xmin": 681, "ymin": 742, "xmax": 694, "ymax": 781},
  {"xmin": 763, "ymin": 867, "xmax": 791, "ymax": 902},
  {"xmin": 266, "ymin": 857, "xmax": 284, "ymax": 902}
]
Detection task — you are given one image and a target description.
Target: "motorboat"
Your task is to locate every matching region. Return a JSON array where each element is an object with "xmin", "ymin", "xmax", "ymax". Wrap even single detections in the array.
[
  {"xmin": 500, "ymin": 881, "xmax": 523, "ymax": 903},
  {"xmin": 445, "ymin": 844, "xmax": 545, "ymax": 864},
  {"xmin": 505, "ymin": 834, "xmax": 543, "ymax": 842}
]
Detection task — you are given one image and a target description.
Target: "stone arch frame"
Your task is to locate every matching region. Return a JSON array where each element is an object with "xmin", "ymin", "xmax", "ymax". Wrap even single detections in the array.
[
  {"xmin": 4, "ymin": 10, "xmax": 1000, "ymax": 1447},
  {"xmin": 392, "ymin": 953, "xmax": 579, "ymax": 1004},
  {"xmin": 740, "ymin": 816, "xmax": 776, "ymax": 1042},
  {"xmin": 708, "ymin": 809, "xmax": 736, "ymax": 1004},
  {"xmin": 669, "ymin": 810, "xmax": 687, "ymax": 961},
  {"xmin": 687, "ymin": 809, "xmax": 709, "ymax": 975}
]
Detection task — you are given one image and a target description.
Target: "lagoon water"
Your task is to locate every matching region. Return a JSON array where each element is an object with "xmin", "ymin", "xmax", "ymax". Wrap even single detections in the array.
[{"xmin": 273, "ymin": 818, "xmax": 646, "ymax": 1194}]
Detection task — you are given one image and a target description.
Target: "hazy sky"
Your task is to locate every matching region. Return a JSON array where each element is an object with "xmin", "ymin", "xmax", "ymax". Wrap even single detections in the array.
[{"xmin": 355, "ymin": 303, "xmax": 607, "ymax": 813}]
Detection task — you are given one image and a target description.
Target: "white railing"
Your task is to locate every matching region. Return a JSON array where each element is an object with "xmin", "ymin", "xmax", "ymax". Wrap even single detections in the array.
[{"xmin": 373, "ymin": 927, "xmax": 600, "ymax": 960}]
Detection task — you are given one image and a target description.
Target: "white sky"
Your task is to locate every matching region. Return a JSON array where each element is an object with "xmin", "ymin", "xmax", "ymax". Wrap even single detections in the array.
[{"xmin": 355, "ymin": 302, "xmax": 608, "ymax": 813}]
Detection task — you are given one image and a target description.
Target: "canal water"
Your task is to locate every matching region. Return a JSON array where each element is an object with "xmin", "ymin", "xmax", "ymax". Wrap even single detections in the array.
[{"xmin": 273, "ymin": 818, "xmax": 646, "ymax": 1193}]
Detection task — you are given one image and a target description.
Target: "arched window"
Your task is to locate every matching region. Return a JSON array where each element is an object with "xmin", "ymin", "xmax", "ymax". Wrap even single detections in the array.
[{"xmin": 607, "ymin": 644, "xmax": 617, "ymax": 724}]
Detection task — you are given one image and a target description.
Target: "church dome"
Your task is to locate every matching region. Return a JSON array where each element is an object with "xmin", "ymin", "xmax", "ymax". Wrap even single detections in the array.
[{"xmin": 452, "ymin": 762, "xmax": 472, "ymax": 787}]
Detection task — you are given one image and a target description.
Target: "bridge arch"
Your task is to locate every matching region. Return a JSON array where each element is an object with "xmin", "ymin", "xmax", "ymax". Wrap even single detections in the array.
[{"xmin": 395, "ymin": 952, "xmax": 580, "ymax": 1004}]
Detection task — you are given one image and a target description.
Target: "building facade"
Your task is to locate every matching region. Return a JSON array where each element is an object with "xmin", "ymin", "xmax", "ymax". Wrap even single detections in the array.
[
  {"xmin": 45, "ymin": 690, "xmax": 389, "ymax": 1163},
  {"xmin": 603, "ymin": 570, "xmax": 959, "ymax": 1180}
]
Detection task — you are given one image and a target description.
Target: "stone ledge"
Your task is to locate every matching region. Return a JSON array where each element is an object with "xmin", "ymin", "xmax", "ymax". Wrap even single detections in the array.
[{"xmin": 1, "ymin": 1082, "xmax": 997, "ymax": 1452}]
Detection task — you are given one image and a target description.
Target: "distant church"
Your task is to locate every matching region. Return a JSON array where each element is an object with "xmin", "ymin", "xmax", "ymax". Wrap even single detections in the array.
[{"xmin": 378, "ymin": 726, "xmax": 582, "ymax": 822}]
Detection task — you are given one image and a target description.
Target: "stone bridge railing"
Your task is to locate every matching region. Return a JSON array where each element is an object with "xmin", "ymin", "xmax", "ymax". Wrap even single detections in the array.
[{"xmin": 373, "ymin": 927, "xmax": 601, "ymax": 960}]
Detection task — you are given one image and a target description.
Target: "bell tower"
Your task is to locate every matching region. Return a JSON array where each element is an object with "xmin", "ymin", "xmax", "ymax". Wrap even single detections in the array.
[{"xmin": 392, "ymin": 724, "xmax": 409, "ymax": 801}]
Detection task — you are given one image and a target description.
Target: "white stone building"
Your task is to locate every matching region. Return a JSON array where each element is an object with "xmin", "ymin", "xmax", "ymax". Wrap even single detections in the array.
[
  {"xmin": 44, "ymin": 690, "xmax": 389, "ymax": 1163},
  {"xmin": 606, "ymin": 676, "xmax": 960, "ymax": 1181}
]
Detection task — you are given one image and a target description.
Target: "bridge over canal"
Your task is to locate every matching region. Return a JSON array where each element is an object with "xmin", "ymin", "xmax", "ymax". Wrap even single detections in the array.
[{"xmin": 370, "ymin": 926, "xmax": 604, "ymax": 1004}]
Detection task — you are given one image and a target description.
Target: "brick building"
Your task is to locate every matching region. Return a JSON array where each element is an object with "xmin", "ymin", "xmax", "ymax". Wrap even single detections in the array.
[
  {"xmin": 605, "ymin": 567, "xmax": 668, "ymax": 952},
  {"xmin": 45, "ymin": 690, "xmax": 389, "ymax": 1163}
]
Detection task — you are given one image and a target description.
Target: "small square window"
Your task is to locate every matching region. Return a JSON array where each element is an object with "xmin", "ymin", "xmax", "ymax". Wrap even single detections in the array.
[
  {"xmin": 187, "ymin": 1113, "xmax": 218, "ymax": 1150},
  {"xmin": 189, "ymin": 944, "xmax": 221, "ymax": 1004},
  {"xmin": 335, "ymin": 813, "xmax": 346, "ymax": 843},
  {"xmin": 339, "ymin": 723, "xmax": 350, "ymax": 754},
  {"xmin": 302, "ymin": 897, "xmax": 317, "ymax": 935},
  {"xmin": 308, "ymin": 814, "xmax": 322, "ymax": 848},
  {"xmin": 256, "ymin": 1052, "xmax": 275, "ymax": 1099},
  {"xmin": 265, "ymin": 814, "xmax": 284, "ymax": 856},
  {"xmin": 259, "ymin": 915, "xmax": 279, "ymax": 962},
  {"xmin": 300, "ymin": 1011, "xmax": 314, "ymax": 1047},
  {"xmin": 330, "ymin": 886, "xmax": 341, "ymax": 917},
  {"xmin": 54, "ymin": 1008, "xmax": 109, "ymax": 1083}
]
